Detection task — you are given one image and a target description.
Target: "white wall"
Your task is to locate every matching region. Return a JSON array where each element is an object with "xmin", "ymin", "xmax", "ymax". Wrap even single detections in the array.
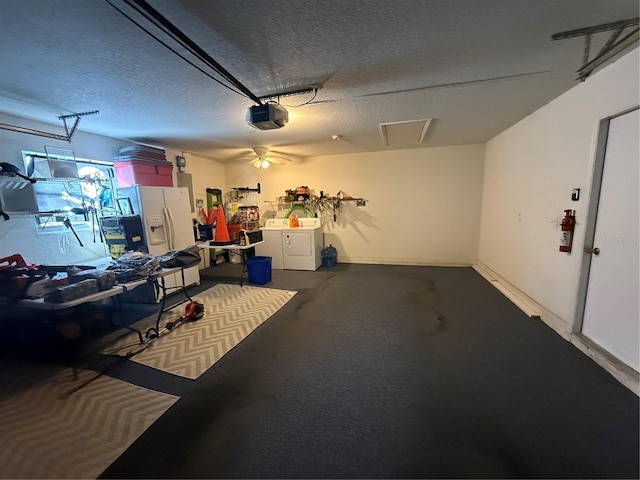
[
  {"xmin": 479, "ymin": 48, "xmax": 639, "ymax": 329},
  {"xmin": 163, "ymin": 148, "xmax": 228, "ymax": 212},
  {"xmin": 2, "ymin": 128, "xmax": 484, "ymax": 267},
  {"xmin": 226, "ymin": 144, "xmax": 485, "ymax": 265}
]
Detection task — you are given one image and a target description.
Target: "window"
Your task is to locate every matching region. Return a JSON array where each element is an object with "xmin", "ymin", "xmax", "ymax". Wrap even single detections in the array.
[
  {"xmin": 22, "ymin": 150, "xmax": 117, "ymax": 213},
  {"xmin": 21, "ymin": 150, "xmax": 119, "ymax": 234}
]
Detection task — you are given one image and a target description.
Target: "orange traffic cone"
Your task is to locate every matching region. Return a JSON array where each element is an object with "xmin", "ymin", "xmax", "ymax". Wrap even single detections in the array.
[{"xmin": 211, "ymin": 204, "xmax": 233, "ymax": 245}]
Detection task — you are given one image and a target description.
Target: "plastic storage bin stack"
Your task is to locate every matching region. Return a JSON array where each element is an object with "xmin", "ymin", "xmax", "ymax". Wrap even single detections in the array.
[{"xmin": 113, "ymin": 145, "xmax": 173, "ymax": 187}]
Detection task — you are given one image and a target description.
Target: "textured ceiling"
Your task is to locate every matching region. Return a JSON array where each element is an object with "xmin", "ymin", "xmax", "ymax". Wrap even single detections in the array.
[{"xmin": 0, "ymin": 0, "xmax": 638, "ymax": 162}]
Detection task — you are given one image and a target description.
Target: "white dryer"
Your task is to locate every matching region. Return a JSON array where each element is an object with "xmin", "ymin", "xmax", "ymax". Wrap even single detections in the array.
[
  {"xmin": 283, "ymin": 217, "xmax": 323, "ymax": 271},
  {"xmin": 255, "ymin": 217, "xmax": 323, "ymax": 271}
]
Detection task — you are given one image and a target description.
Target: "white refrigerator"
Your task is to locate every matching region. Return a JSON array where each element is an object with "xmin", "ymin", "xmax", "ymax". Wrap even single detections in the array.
[{"xmin": 116, "ymin": 185, "xmax": 200, "ymax": 302}]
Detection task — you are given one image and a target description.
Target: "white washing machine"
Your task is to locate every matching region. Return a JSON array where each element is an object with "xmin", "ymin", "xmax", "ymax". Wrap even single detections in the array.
[
  {"xmin": 255, "ymin": 218, "xmax": 289, "ymax": 269},
  {"xmin": 255, "ymin": 218, "xmax": 323, "ymax": 271}
]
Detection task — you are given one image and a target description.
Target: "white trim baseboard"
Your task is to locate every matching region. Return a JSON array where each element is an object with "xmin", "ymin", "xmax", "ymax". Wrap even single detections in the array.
[
  {"xmin": 473, "ymin": 262, "xmax": 544, "ymax": 319},
  {"xmin": 473, "ymin": 261, "xmax": 639, "ymax": 396}
]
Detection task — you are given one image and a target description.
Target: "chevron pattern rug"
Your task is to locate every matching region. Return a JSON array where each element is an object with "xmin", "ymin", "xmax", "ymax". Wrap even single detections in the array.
[
  {"xmin": 0, "ymin": 359, "xmax": 178, "ymax": 479},
  {"xmin": 103, "ymin": 284, "xmax": 297, "ymax": 379}
]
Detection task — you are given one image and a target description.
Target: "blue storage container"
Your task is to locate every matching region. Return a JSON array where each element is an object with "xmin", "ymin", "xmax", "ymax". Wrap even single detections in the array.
[
  {"xmin": 328, "ymin": 245, "xmax": 338, "ymax": 265},
  {"xmin": 247, "ymin": 256, "xmax": 272, "ymax": 285},
  {"xmin": 198, "ymin": 224, "xmax": 213, "ymax": 241},
  {"xmin": 321, "ymin": 245, "xmax": 338, "ymax": 268}
]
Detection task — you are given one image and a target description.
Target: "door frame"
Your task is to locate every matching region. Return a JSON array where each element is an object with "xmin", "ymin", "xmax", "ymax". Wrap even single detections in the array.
[{"xmin": 573, "ymin": 105, "xmax": 639, "ymax": 333}]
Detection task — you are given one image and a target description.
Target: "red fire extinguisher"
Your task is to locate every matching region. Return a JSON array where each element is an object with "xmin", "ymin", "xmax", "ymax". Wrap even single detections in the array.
[{"xmin": 559, "ymin": 209, "xmax": 576, "ymax": 253}]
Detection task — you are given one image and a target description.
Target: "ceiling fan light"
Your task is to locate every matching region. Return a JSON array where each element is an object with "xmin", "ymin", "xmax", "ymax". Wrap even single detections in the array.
[
  {"xmin": 261, "ymin": 159, "xmax": 270, "ymax": 169},
  {"xmin": 253, "ymin": 159, "xmax": 262, "ymax": 168}
]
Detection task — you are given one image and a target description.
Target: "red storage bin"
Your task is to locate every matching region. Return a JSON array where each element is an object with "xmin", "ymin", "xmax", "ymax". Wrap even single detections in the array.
[
  {"xmin": 114, "ymin": 160, "xmax": 173, "ymax": 187},
  {"xmin": 227, "ymin": 224, "xmax": 242, "ymax": 243}
]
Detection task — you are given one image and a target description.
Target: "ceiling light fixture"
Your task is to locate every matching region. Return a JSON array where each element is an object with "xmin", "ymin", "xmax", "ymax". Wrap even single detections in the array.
[
  {"xmin": 253, "ymin": 158, "xmax": 271, "ymax": 169},
  {"xmin": 247, "ymin": 147, "xmax": 292, "ymax": 168}
]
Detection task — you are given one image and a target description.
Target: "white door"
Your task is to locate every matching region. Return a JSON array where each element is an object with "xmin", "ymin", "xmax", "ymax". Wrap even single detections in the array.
[{"xmin": 581, "ymin": 108, "xmax": 639, "ymax": 372}]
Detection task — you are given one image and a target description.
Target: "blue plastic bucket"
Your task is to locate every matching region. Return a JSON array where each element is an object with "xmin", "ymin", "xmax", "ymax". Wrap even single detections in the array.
[{"xmin": 247, "ymin": 256, "xmax": 272, "ymax": 285}]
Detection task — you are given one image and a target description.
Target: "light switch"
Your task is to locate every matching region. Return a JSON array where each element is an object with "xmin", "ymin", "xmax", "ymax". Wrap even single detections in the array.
[{"xmin": 572, "ymin": 188, "xmax": 580, "ymax": 201}]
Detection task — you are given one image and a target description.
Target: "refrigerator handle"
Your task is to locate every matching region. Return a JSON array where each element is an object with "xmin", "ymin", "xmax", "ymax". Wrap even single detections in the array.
[{"xmin": 163, "ymin": 206, "xmax": 175, "ymax": 250}]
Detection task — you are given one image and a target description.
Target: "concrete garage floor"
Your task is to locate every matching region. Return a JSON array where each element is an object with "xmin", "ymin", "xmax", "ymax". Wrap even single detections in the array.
[{"xmin": 98, "ymin": 262, "xmax": 639, "ymax": 479}]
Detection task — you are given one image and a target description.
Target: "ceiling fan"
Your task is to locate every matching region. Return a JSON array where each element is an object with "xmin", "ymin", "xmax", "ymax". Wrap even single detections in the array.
[{"xmin": 245, "ymin": 147, "xmax": 293, "ymax": 169}]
